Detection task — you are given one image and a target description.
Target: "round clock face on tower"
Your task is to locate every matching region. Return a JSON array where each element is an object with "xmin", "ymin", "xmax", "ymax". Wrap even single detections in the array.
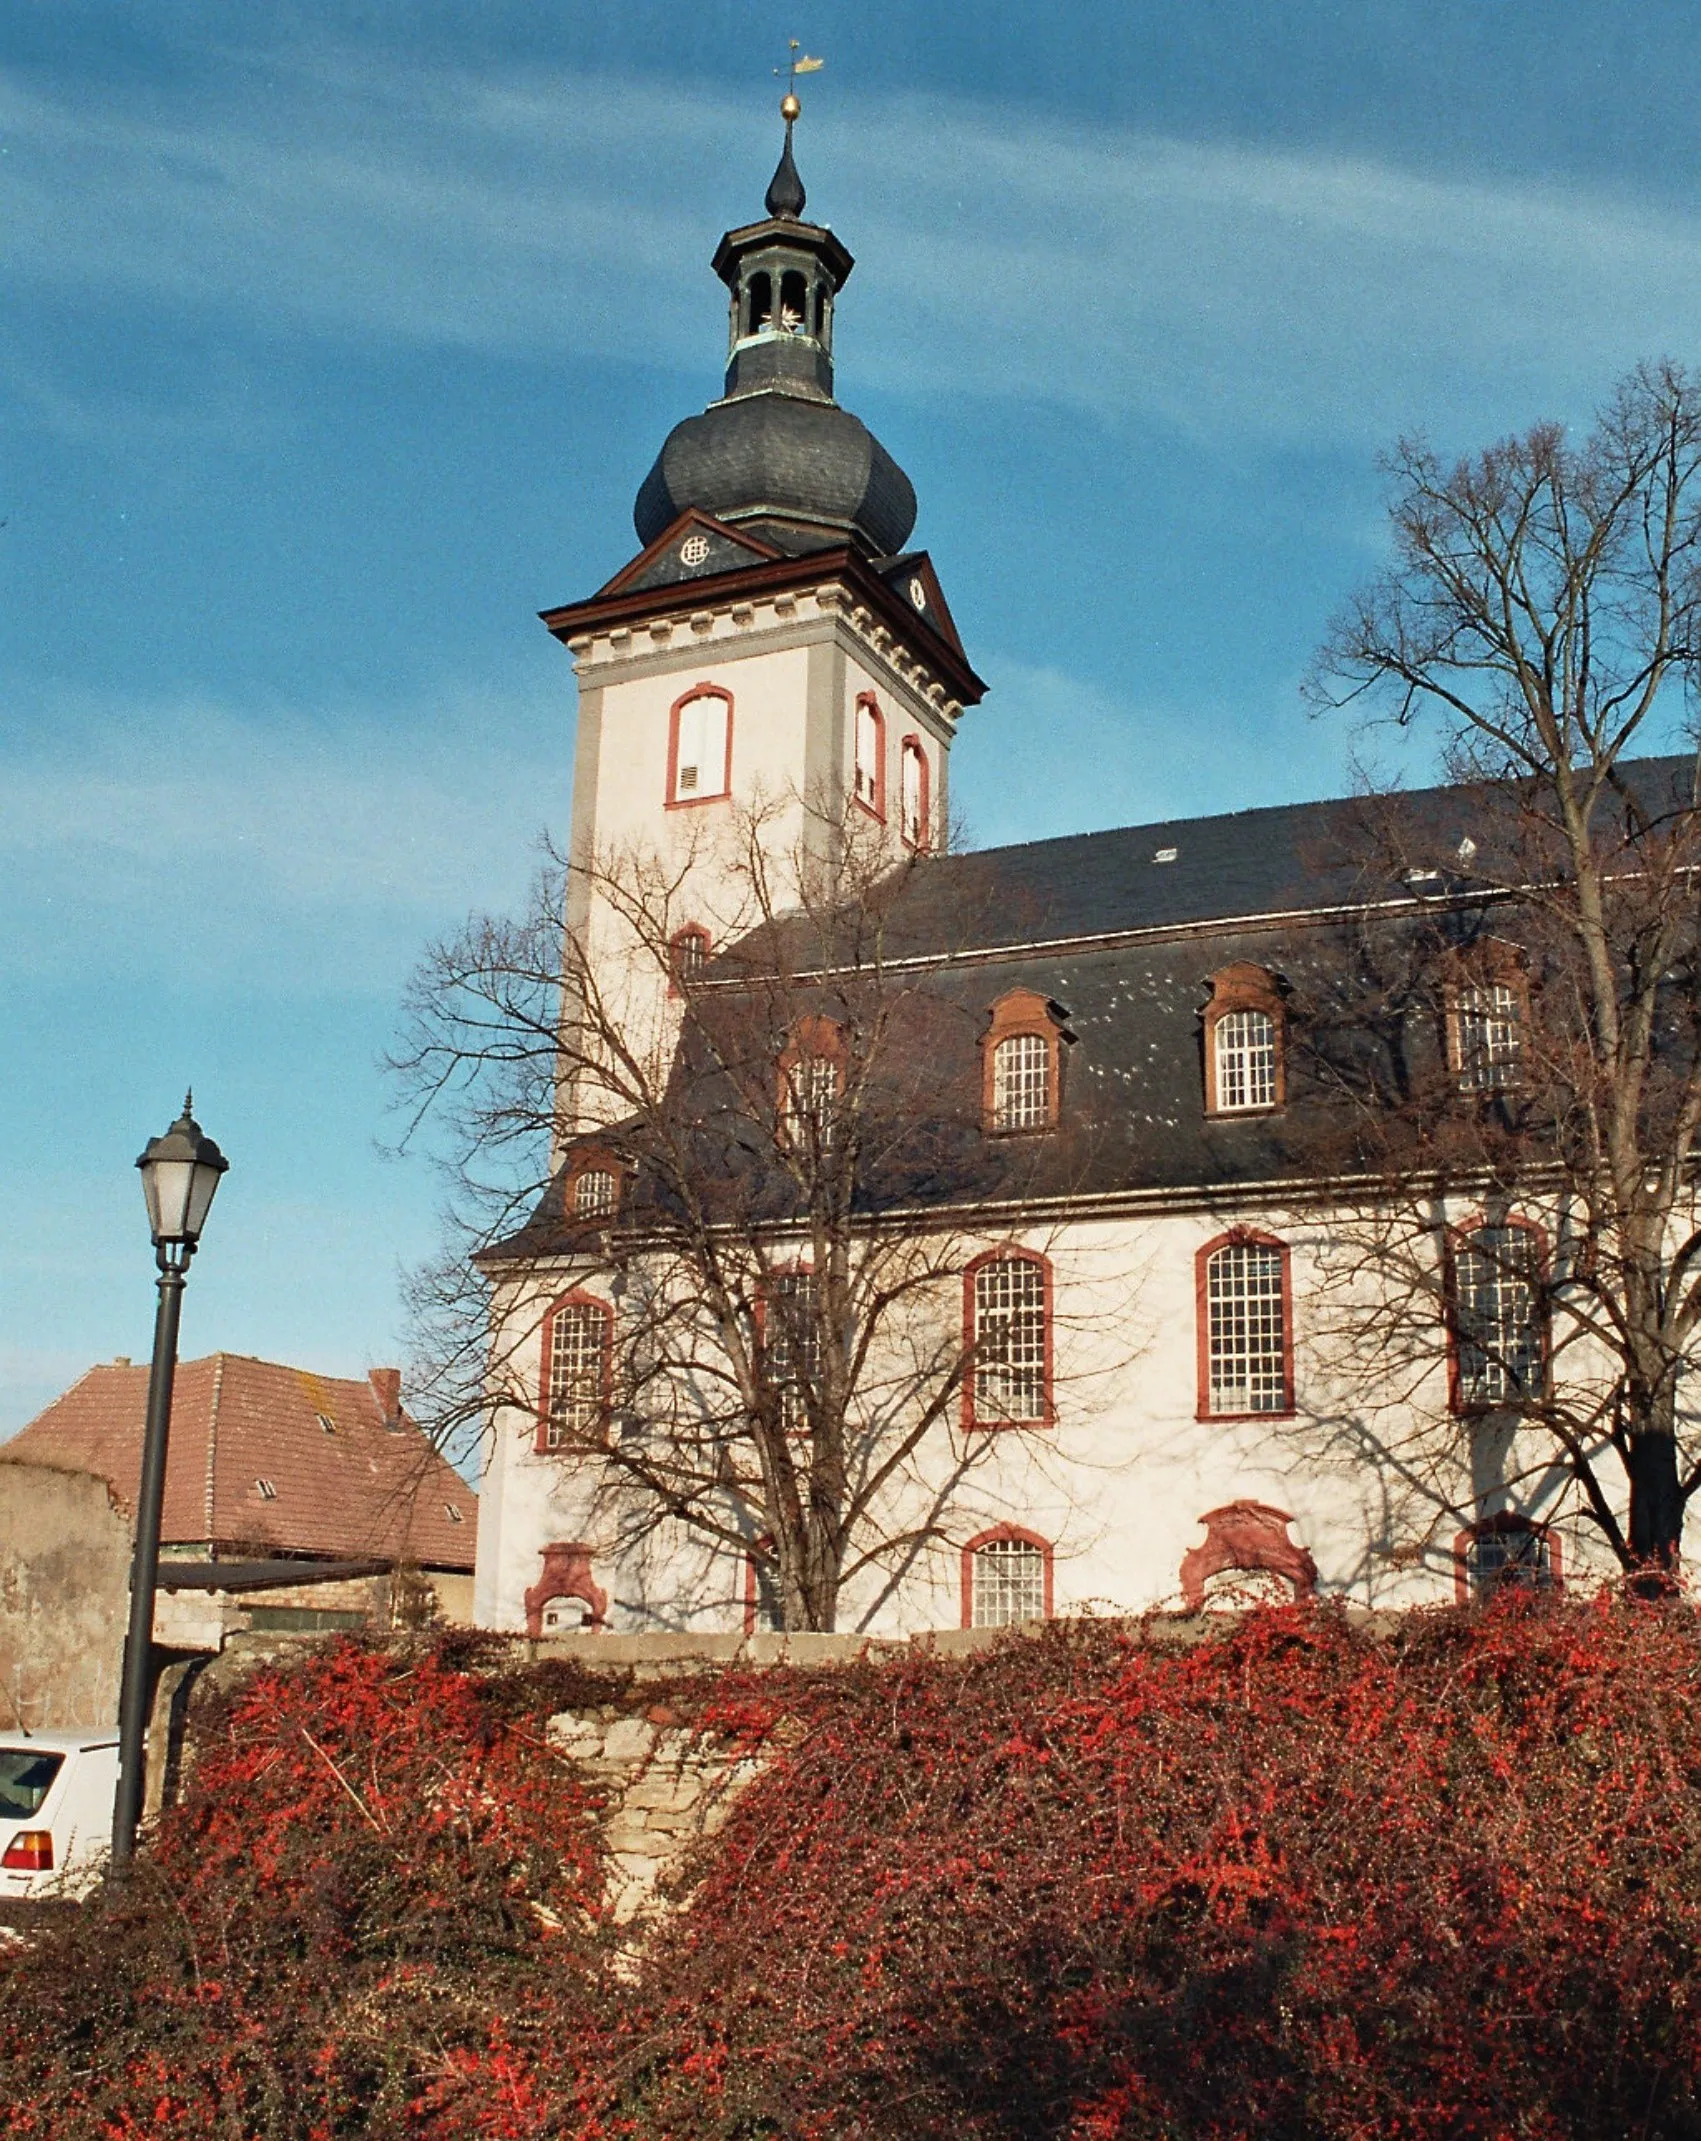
[
  {"xmin": 907, "ymin": 576, "xmax": 927, "ymax": 611},
  {"xmin": 679, "ymin": 533, "xmax": 711, "ymax": 567}
]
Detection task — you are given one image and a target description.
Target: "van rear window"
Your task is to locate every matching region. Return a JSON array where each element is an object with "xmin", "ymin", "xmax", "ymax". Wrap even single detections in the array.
[{"xmin": 0, "ymin": 1751, "xmax": 63, "ymax": 1818}]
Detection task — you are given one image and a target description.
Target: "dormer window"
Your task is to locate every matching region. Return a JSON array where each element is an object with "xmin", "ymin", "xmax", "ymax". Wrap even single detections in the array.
[
  {"xmin": 778, "ymin": 1017, "xmax": 846, "ymax": 1151},
  {"xmin": 900, "ymin": 736, "xmax": 930, "ymax": 851},
  {"xmin": 565, "ymin": 1152, "xmax": 622, "ymax": 1222},
  {"xmin": 854, "ymin": 694, "xmax": 885, "ymax": 818},
  {"xmin": 981, "ymin": 990, "xmax": 1069, "ymax": 1133},
  {"xmin": 668, "ymin": 684, "xmax": 733, "ymax": 807},
  {"xmin": 1452, "ymin": 980, "xmax": 1524, "ymax": 1091},
  {"xmin": 1202, "ymin": 964, "xmax": 1285, "ymax": 1115},
  {"xmin": 669, "ymin": 925, "xmax": 711, "ymax": 992},
  {"xmin": 574, "ymin": 1169, "xmax": 616, "ymax": 1220}
]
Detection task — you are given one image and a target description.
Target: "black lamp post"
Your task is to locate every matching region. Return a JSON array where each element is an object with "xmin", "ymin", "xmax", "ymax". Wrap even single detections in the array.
[{"xmin": 111, "ymin": 1095, "xmax": 228, "ymax": 1866}]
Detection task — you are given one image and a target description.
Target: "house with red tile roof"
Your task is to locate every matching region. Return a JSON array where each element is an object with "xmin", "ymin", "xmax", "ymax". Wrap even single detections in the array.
[{"xmin": 2, "ymin": 1354, "xmax": 475, "ymax": 1638}]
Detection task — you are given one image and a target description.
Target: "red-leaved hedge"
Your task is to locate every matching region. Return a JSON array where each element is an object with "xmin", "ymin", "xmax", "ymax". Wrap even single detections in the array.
[{"xmin": 7, "ymin": 1602, "xmax": 1701, "ymax": 2138}]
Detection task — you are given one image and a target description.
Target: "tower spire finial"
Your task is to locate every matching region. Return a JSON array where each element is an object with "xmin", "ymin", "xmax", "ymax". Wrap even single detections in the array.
[{"xmin": 766, "ymin": 40, "xmax": 822, "ymax": 220}]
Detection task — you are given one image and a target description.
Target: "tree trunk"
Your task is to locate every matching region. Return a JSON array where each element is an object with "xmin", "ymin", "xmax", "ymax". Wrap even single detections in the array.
[{"xmin": 1628, "ymin": 1429, "xmax": 1684, "ymax": 1571}]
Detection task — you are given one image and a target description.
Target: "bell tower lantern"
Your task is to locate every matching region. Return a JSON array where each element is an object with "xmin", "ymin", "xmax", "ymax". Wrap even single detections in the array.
[{"xmin": 711, "ymin": 110, "xmax": 853, "ymax": 407}]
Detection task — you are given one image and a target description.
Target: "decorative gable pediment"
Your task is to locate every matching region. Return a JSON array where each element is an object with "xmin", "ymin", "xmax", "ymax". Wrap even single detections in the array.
[{"xmin": 593, "ymin": 509, "xmax": 783, "ymax": 600}]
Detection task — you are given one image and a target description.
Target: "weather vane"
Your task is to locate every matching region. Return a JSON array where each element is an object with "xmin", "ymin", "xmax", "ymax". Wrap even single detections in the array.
[{"xmin": 775, "ymin": 37, "xmax": 824, "ymax": 121}]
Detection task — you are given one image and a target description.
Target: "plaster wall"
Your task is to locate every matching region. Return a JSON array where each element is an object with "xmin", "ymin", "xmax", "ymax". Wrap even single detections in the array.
[{"xmin": 473, "ymin": 1192, "xmax": 1626, "ymax": 1639}]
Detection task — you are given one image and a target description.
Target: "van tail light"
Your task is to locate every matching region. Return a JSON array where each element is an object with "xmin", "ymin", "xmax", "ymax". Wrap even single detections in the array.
[{"xmin": 1, "ymin": 1831, "xmax": 53, "ymax": 1872}]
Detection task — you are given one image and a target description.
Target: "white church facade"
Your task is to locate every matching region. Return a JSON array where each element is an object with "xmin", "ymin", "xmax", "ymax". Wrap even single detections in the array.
[{"xmin": 471, "ymin": 117, "xmax": 1627, "ymax": 1639}]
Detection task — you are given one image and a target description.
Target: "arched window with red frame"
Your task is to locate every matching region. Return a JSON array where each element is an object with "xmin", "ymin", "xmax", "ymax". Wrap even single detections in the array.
[
  {"xmin": 853, "ymin": 693, "xmax": 886, "ymax": 819},
  {"xmin": 536, "ymin": 1291, "xmax": 613, "ymax": 1452},
  {"xmin": 960, "ymin": 1524, "xmax": 1053, "ymax": 1628},
  {"xmin": 667, "ymin": 683, "xmax": 733, "ymax": 807},
  {"xmin": 1446, "ymin": 1217, "xmax": 1547, "ymax": 1411},
  {"xmin": 668, "ymin": 924, "xmax": 711, "ymax": 993},
  {"xmin": 981, "ymin": 989, "xmax": 1068, "ymax": 1133},
  {"xmin": 899, "ymin": 735, "xmax": 930, "ymax": 851},
  {"xmin": 1202, "ymin": 963, "xmax": 1285, "ymax": 1115},
  {"xmin": 963, "ymin": 1248, "xmax": 1054, "ymax": 1428},
  {"xmin": 1196, "ymin": 1231, "xmax": 1295, "ymax": 1419},
  {"xmin": 563, "ymin": 1149, "xmax": 623, "ymax": 1223},
  {"xmin": 1454, "ymin": 1511, "xmax": 1561, "ymax": 1601}
]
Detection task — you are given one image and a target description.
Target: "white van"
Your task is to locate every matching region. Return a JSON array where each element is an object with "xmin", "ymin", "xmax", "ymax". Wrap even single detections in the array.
[{"xmin": 0, "ymin": 1734, "xmax": 121, "ymax": 1898}]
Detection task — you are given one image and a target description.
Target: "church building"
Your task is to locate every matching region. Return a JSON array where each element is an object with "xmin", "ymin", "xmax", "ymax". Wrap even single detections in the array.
[{"xmin": 471, "ymin": 111, "xmax": 1614, "ymax": 1638}]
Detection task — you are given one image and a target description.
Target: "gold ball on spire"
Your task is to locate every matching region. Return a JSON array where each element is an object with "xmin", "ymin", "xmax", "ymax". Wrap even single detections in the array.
[{"xmin": 780, "ymin": 91, "xmax": 801, "ymax": 122}]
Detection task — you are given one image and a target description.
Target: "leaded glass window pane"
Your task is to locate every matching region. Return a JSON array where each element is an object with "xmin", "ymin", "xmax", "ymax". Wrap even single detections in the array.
[
  {"xmin": 993, "ymin": 1032, "xmax": 1051, "ymax": 1130},
  {"xmin": 1206, "ymin": 1241, "xmax": 1287, "ymax": 1415},
  {"xmin": 544, "ymin": 1303, "xmax": 606, "ymax": 1448},
  {"xmin": 1454, "ymin": 1226, "xmax": 1542, "ymax": 1405},
  {"xmin": 973, "ymin": 1257, "xmax": 1048, "ymax": 1423},
  {"xmin": 1214, "ymin": 1008, "xmax": 1277, "ymax": 1111},
  {"xmin": 971, "ymin": 1537, "xmax": 1046, "ymax": 1627},
  {"xmin": 1457, "ymin": 983, "xmax": 1522, "ymax": 1090},
  {"xmin": 574, "ymin": 1168, "xmax": 615, "ymax": 1218},
  {"xmin": 765, "ymin": 1270, "xmax": 820, "ymax": 1436}
]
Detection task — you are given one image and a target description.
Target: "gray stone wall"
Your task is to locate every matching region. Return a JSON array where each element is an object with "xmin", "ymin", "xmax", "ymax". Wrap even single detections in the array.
[{"xmin": 0, "ymin": 1460, "xmax": 132, "ymax": 1731}]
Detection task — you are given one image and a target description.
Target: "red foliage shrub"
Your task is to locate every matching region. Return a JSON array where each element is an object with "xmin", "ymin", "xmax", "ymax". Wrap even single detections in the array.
[
  {"xmin": 0, "ymin": 1640, "xmax": 614, "ymax": 2140},
  {"xmin": 623, "ymin": 1602, "xmax": 1701, "ymax": 2139},
  {"xmin": 8, "ymin": 1606, "xmax": 1701, "ymax": 2139}
]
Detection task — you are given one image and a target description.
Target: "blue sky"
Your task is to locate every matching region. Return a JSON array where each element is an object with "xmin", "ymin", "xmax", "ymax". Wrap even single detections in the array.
[{"xmin": 6, "ymin": 0, "xmax": 1701, "ymax": 1442}]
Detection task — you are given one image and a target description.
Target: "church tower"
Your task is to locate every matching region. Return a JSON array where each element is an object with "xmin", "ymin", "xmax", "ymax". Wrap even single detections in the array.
[{"xmin": 539, "ymin": 99, "xmax": 985, "ymax": 1133}]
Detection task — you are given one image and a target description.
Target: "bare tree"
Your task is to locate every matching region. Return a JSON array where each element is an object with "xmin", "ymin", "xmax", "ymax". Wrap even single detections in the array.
[
  {"xmin": 391, "ymin": 797, "xmax": 1117, "ymax": 1631},
  {"xmin": 1305, "ymin": 359, "xmax": 1701, "ymax": 1572}
]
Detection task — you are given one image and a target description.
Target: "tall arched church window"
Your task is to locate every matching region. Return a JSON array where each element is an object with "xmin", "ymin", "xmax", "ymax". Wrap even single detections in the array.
[
  {"xmin": 1203, "ymin": 965, "xmax": 1285, "ymax": 1114},
  {"xmin": 900, "ymin": 735, "xmax": 930, "ymax": 851},
  {"xmin": 1448, "ymin": 1221, "xmax": 1546, "ymax": 1410},
  {"xmin": 537, "ymin": 1293, "xmax": 613, "ymax": 1452},
  {"xmin": 964, "ymin": 1250, "xmax": 1053, "ymax": 1428},
  {"xmin": 961, "ymin": 1526, "xmax": 1053, "ymax": 1628},
  {"xmin": 668, "ymin": 685, "xmax": 733, "ymax": 807},
  {"xmin": 854, "ymin": 693, "xmax": 886, "ymax": 818},
  {"xmin": 1197, "ymin": 1233, "xmax": 1293, "ymax": 1418}
]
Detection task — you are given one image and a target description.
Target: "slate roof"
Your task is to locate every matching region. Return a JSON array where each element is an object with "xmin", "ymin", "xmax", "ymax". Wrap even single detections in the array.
[
  {"xmin": 0, "ymin": 1355, "xmax": 474, "ymax": 1570},
  {"xmin": 863, "ymin": 755, "xmax": 1694, "ymax": 964}
]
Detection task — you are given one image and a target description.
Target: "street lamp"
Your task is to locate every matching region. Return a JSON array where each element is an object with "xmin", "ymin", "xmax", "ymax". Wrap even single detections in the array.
[{"xmin": 112, "ymin": 1094, "xmax": 228, "ymax": 1866}]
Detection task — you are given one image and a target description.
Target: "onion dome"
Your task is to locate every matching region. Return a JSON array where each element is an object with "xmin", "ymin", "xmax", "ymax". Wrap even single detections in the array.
[{"xmin": 633, "ymin": 108, "xmax": 918, "ymax": 559}]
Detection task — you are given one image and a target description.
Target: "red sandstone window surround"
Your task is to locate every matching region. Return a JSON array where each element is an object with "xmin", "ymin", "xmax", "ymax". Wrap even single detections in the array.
[
  {"xmin": 666, "ymin": 683, "xmax": 734, "ymax": 808},
  {"xmin": 854, "ymin": 692, "xmax": 886, "ymax": 820},
  {"xmin": 963, "ymin": 1247, "xmax": 1055, "ymax": 1429},
  {"xmin": 960, "ymin": 1524, "xmax": 1054, "ymax": 1628},
  {"xmin": 536, "ymin": 1290, "xmax": 614, "ymax": 1452},
  {"xmin": 1202, "ymin": 963, "xmax": 1286, "ymax": 1115},
  {"xmin": 1196, "ymin": 1230, "xmax": 1295, "ymax": 1420}
]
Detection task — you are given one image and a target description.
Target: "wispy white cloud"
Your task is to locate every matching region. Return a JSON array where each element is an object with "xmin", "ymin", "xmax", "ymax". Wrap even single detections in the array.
[
  {"xmin": 0, "ymin": 679, "xmax": 565, "ymax": 987},
  {"xmin": 5, "ymin": 49, "xmax": 1701, "ymax": 447}
]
